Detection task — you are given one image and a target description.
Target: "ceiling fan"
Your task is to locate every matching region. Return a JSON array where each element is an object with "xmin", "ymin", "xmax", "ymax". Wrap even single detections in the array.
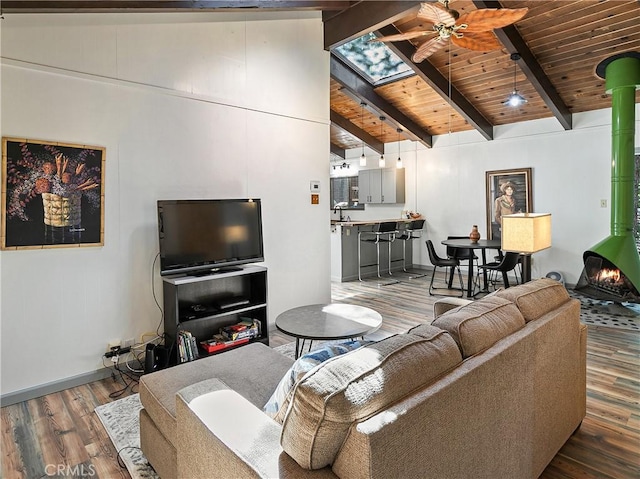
[{"xmin": 373, "ymin": 0, "xmax": 528, "ymax": 63}]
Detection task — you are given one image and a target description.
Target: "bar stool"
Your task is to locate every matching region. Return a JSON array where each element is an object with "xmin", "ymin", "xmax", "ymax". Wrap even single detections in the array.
[
  {"xmin": 396, "ymin": 219, "xmax": 426, "ymax": 276},
  {"xmin": 358, "ymin": 221, "xmax": 399, "ymax": 281}
]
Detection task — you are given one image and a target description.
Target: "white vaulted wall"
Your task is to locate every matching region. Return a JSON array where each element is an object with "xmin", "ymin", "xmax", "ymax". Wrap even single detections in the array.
[
  {"xmin": 336, "ymin": 107, "xmax": 640, "ymax": 285},
  {"xmin": 0, "ymin": 12, "xmax": 330, "ymax": 400}
]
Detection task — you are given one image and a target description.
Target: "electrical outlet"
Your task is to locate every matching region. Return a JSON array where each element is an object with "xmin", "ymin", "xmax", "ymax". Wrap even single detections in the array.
[
  {"xmin": 123, "ymin": 338, "xmax": 135, "ymax": 348},
  {"xmin": 108, "ymin": 340, "xmax": 121, "ymax": 351},
  {"xmin": 600, "ymin": 199, "xmax": 607, "ymax": 208}
]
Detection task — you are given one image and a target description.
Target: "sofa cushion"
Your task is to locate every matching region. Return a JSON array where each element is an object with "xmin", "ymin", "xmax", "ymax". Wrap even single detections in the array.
[
  {"xmin": 279, "ymin": 332, "xmax": 462, "ymax": 470},
  {"xmin": 264, "ymin": 340, "xmax": 370, "ymax": 419},
  {"xmin": 494, "ymin": 278, "xmax": 570, "ymax": 322},
  {"xmin": 431, "ymin": 295, "xmax": 525, "ymax": 358}
]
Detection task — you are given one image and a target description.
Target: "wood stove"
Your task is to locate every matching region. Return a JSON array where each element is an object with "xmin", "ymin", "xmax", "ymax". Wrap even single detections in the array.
[
  {"xmin": 575, "ymin": 52, "xmax": 640, "ymax": 306},
  {"xmin": 576, "ymin": 254, "xmax": 640, "ymax": 303}
]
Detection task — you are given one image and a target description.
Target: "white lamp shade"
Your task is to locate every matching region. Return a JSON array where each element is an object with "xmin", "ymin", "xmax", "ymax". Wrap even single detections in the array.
[{"xmin": 501, "ymin": 213, "xmax": 552, "ymax": 253}]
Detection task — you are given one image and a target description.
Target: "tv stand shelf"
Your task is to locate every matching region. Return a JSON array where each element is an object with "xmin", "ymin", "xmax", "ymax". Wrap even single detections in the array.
[{"xmin": 163, "ymin": 264, "xmax": 269, "ymax": 365}]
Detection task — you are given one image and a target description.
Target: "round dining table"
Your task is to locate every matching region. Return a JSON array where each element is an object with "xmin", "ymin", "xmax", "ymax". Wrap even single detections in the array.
[{"xmin": 441, "ymin": 238, "xmax": 502, "ymax": 297}]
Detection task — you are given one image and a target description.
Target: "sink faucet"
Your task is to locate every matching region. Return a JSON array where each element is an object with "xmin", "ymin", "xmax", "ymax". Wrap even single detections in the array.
[{"xmin": 333, "ymin": 206, "xmax": 344, "ymax": 222}]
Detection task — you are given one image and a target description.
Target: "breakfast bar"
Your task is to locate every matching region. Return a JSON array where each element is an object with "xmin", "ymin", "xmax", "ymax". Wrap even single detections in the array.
[{"xmin": 330, "ymin": 218, "xmax": 421, "ymax": 282}]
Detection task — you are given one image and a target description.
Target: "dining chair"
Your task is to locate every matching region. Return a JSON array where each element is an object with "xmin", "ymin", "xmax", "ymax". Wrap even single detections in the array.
[
  {"xmin": 446, "ymin": 235, "xmax": 480, "ymax": 293},
  {"xmin": 425, "ymin": 240, "xmax": 464, "ymax": 297},
  {"xmin": 479, "ymin": 252, "xmax": 521, "ymax": 289},
  {"xmin": 492, "ymin": 253, "xmax": 523, "ymax": 285}
]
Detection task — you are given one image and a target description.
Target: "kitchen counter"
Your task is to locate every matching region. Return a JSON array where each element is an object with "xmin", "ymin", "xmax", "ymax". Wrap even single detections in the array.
[
  {"xmin": 330, "ymin": 218, "xmax": 418, "ymax": 226},
  {"xmin": 330, "ymin": 218, "xmax": 424, "ymax": 282}
]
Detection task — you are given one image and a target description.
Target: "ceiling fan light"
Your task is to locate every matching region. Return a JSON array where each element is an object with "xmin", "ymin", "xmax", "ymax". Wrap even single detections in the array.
[{"xmin": 360, "ymin": 153, "xmax": 367, "ymax": 166}]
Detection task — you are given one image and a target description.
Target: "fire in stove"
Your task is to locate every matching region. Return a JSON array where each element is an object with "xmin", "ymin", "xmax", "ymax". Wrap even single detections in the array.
[
  {"xmin": 578, "ymin": 255, "xmax": 640, "ymax": 302},
  {"xmin": 595, "ymin": 267, "xmax": 620, "ymax": 283},
  {"xmin": 590, "ymin": 266, "xmax": 622, "ymax": 293}
]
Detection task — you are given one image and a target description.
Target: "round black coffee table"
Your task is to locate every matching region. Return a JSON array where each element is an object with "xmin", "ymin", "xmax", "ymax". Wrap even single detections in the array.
[{"xmin": 275, "ymin": 303, "xmax": 383, "ymax": 358}]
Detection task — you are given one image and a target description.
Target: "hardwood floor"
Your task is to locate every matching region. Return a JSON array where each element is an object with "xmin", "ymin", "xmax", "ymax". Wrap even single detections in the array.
[{"xmin": 2, "ymin": 275, "xmax": 639, "ymax": 479}]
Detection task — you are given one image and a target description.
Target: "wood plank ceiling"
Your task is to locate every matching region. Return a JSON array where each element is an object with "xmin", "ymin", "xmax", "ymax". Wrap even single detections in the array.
[
  {"xmin": 4, "ymin": 1, "xmax": 640, "ymax": 157},
  {"xmin": 326, "ymin": 0, "xmax": 640, "ymax": 155}
]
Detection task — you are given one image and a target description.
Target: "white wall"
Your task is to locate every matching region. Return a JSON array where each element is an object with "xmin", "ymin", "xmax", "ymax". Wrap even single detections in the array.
[
  {"xmin": 1, "ymin": 12, "xmax": 330, "ymax": 398},
  {"xmin": 334, "ymin": 106, "xmax": 640, "ymax": 285}
]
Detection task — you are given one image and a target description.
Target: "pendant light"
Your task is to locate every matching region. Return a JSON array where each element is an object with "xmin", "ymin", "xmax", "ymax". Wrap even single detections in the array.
[
  {"xmin": 503, "ymin": 53, "xmax": 527, "ymax": 107},
  {"xmin": 396, "ymin": 128, "xmax": 403, "ymax": 169},
  {"xmin": 359, "ymin": 101, "xmax": 367, "ymax": 166},
  {"xmin": 378, "ymin": 116, "xmax": 386, "ymax": 168}
]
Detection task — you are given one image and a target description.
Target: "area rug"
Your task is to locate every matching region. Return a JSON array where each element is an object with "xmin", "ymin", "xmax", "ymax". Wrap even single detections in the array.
[
  {"xmin": 93, "ymin": 341, "xmax": 340, "ymax": 479},
  {"xmin": 569, "ymin": 290, "xmax": 640, "ymax": 331},
  {"xmin": 94, "ymin": 394, "xmax": 159, "ymax": 479}
]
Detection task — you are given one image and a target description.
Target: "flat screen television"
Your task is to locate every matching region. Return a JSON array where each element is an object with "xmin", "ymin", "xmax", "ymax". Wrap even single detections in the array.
[{"xmin": 157, "ymin": 199, "xmax": 264, "ymax": 276}]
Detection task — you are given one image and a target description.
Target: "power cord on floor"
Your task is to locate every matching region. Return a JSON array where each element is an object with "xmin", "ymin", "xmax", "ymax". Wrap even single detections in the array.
[
  {"xmin": 151, "ymin": 252, "xmax": 165, "ymax": 337},
  {"xmin": 102, "ymin": 354, "xmax": 144, "ymax": 398}
]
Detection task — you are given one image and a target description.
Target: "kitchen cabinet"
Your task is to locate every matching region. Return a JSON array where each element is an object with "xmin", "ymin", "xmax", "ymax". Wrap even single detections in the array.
[
  {"xmin": 359, "ymin": 168, "xmax": 405, "ymax": 204},
  {"xmin": 359, "ymin": 169, "xmax": 381, "ymax": 204}
]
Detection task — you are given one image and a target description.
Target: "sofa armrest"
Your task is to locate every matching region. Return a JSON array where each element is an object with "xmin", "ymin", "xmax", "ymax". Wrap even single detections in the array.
[
  {"xmin": 176, "ymin": 386, "xmax": 338, "ymax": 479},
  {"xmin": 176, "ymin": 387, "xmax": 283, "ymax": 479},
  {"xmin": 433, "ymin": 297, "xmax": 472, "ymax": 319}
]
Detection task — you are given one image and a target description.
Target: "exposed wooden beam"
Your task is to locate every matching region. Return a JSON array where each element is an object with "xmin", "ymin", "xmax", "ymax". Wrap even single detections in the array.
[
  {"xmin": 472, "ymin": 0, "xmax": 572, "ymax": 130},
  {"xmin": 330, "ymin": 55, "xmax": 433, "ymax": 148},
  {"xmin": 376, "ymin": 24, "xmax": 494, "ymax": 141},
  {"xmin": 330, "ymin": 110, "xmax": 384, "ymax": 155},
  {"xmin": 330, "ymin": 142, "xmax": 346, "ymax": 159},
  {"xmin": 1, "ymin": 1, "xmax": 351, "ymax": 13},
  {"xmin": 323, "ymin": 1, "xmax": 421, "ymax": 50}
]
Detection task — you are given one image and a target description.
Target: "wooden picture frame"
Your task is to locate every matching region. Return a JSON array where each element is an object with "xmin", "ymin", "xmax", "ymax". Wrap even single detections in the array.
[
  {"xmin": 2, "ymin": 137, "xmax": 105, "ymax": 249},
  {"xmin": 485, "ymin": 167, "xmax": 532, "ymax": 241}
]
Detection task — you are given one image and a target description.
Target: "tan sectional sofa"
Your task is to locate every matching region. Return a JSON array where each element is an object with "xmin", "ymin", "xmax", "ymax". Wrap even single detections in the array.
[{"xmin": 139, "ymin": 278, "xmax": 587, "ymax": 479}]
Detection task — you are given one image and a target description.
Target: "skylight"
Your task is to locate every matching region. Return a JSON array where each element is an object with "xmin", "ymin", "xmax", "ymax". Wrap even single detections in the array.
[{"xmin": 333, "ymin": 32, "xmax": 413, "ymax": 85}]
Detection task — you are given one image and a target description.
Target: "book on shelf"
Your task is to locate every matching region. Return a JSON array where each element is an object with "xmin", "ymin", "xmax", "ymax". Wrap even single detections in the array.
[
  {"xmin": 177, "ymin": 330, "xmax": 199, "ymax": 363},
  {"xmin": 219, "ymin": 318, "xmax": 261, "ymax": 341}
]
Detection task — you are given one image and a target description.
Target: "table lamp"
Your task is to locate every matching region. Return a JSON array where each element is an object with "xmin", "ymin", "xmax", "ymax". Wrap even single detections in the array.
[{"xmin": 501, "ymin": 213, "xmax": 552, "ymax": 282}]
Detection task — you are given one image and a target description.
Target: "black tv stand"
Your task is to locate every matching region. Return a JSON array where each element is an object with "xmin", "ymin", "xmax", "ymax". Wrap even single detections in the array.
[{"xmin": 163, "ymin": 264, "xmax": 269, "ymax": 365}]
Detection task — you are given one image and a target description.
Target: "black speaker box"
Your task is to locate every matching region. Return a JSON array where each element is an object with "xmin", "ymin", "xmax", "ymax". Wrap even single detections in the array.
[{"xmin": 145, "ymin": 344, "xmax": 169, "ymax": 374}]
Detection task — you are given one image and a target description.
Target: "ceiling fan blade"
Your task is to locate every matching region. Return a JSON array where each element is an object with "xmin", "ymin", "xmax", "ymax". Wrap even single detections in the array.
[
  {"xmin": 417, "ymin": 2, "xmax": 456, "ymax": 27},
  {"xmin": 457, "ymin": 8, "xmax": 528, "ymax": 33},
  {"xmin": 373, "ymin": 30, "xmax": 436, "ymax": 43},
  {"xmin": 452, "ymin": 31, "xmax": 502, "ymax": 51},
  {"xmin": 412, "ymin": 36, "xmax": 447, "ymax": 63}
]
